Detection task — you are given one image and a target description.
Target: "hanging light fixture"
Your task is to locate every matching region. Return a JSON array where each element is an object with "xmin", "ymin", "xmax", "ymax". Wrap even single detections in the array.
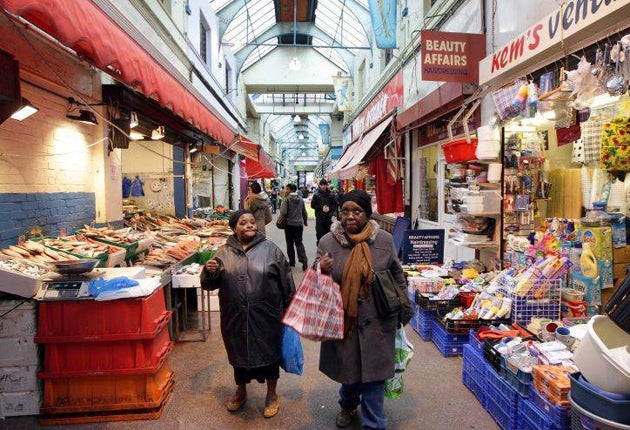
[
  {"xmin": 10, "ymin": 98, "xmax": 38, "ymax": 121},
  {"xmin": 129, "ymin": 111, "xmax": 139, "ymax": 128},
  {"xmin": 151, "ymin": 126, "xmax": 165, "ymax": 140},
  {"xmin": 129, "ymin": 130, "xmax": 144, "ymax": 140},
  {"xmin": 298, "ymin": 132, "xmax": 305, "ymax": 140},
  {"xmin": 288, "ymin": 0, "xmax": 301, "ymax": 71},
  {"xmin": 293, "ymin": 114, "xmax": 301, "ymax": 123},
  {"xmin": 66, "ymin": 109, "xmax": 98, "ymax": 125}
]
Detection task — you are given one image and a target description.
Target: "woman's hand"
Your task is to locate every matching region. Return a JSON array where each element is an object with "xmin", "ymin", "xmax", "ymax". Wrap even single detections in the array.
[
  {"xmin": 319, "ymin": 252, "xmax": 333, "ymax": 273},
  {"xmin": 205, "ymin": 258, "xmax": 220, "ymax": 274}
]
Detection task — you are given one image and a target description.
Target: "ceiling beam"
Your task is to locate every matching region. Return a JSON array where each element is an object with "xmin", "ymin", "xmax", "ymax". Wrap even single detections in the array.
[{"xmin": 234, "ymin": 22, "xmax": 356, "ymax": 74}]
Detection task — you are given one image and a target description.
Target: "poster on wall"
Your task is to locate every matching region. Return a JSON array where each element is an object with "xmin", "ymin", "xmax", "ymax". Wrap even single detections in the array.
[
  {"xmin": 420, "ymin": 30, "xmax": 485, "ymax": 84},
  {"xmin": 319, "ymin": 124, "xmax": 331, "ymax": 145},
  {"xmin": 402, "ymin": 229, "xmax": 445, "ymax": 264}
]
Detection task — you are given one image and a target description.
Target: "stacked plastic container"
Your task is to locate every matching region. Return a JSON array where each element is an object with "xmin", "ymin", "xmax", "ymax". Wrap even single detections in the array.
[
  {"xmin": 568, "ymin": 274, "xmax": 630, "ymax": 429},
  {"xmin": 0, "ymin": 299, "xmax": 41, "ymax": 418},
  {"xmin": 430, "ymin": 319, "xmax": 469, "ymax": 357},
  {"xmin": 34, "ymin": 287, "xmax": 174, "ymax": 425},
  {"xmin": 462, "ymin": 332, "xmax": 487, "ymax": 407},
  {"xmin": 484, "ymin": 357, "xmax": 520, "ymax": 430}
]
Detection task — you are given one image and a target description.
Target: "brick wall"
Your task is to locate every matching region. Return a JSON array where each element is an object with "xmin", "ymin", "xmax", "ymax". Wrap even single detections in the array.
[{"xmin": 0, "ymin": 192, "xmax": 95, "ymax": 248}]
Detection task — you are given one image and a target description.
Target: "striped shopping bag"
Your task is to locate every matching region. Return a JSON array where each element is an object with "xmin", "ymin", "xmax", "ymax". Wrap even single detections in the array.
[{"xmin": 282, "ymin": 264, "xmax": 344, "ymax": 341}]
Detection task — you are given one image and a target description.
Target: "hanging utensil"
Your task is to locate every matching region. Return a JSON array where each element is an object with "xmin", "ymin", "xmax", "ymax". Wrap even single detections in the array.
[
  {"xmin": 606, "ymin": 41, "xmax": 626, "ymax": 96},
  {"xmin": 598, "ymin": 43, "xmax": 611, "ymax": 86},
  {"xmin": 591, "ymin": 47, "xmax": 603, "ymax": 77}
]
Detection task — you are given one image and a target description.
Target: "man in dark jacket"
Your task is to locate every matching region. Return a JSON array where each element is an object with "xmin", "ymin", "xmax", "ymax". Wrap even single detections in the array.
[
  {"xmin": 279, "ymin": 183, "xmax": 309, "ymax": 270},
  {"xmin": 311, "ymin": 179, "xmax": 338, "ymax": 244}
]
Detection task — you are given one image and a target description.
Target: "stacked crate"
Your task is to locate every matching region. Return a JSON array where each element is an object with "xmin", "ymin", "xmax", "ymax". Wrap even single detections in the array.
[
  {"xmin": 462, "ymin": 341, "xmax": 487, "ymax": 407},
  {"xmin": 484, "ymin": 361, "xmax": 520, "ymax": 430},
  {"xmin": 0, "ymin": 299, "xmax": 41, "ymax": 418},
  {"xmin": 430, "ymin": 319, "xmax": 469, "ymax": 357},
  {"xmin": 35, "ymin": 287, "xmax": 174, "ymax": 425}
]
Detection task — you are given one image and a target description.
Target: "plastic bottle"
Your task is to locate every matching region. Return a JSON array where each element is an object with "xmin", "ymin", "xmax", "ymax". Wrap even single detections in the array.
[{"xmin": 580, "ymin": 242, "xmax": 599, "ymax": 279}]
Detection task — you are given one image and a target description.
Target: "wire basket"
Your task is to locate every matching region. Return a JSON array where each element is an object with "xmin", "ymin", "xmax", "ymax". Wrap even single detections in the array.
[{"xmin": 499, "ymin": 279, "xmax": 563, "ymax": 325}]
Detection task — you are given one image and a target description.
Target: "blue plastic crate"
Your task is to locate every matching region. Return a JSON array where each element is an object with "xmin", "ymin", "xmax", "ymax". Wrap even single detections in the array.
[
  {"xmin": 501, "ymin": 357, "xmax": 532, "ymax": 398},
  {"xmin": 486, "ymin": 382, "xmax": 519, "ymax": 430},
  {"xmin": 430, "ymin": 320, "xmax": 469, "ymax": 344},
  {"xmin": 518, "ymin": 397, "xmax": 558, "ymax": 430},
  {"xmin": 462, "ymin": 368, "xmax": 486, "ymax": 407},
  {"xmin": 432, "ymin": 332, "xmax": 465, "ymax": 356},
  {"xmin": 463, "ymin": 344, "xmax": 487, "ymax": 376},
  {"xmin": 469, "ymin": 329, "xmax": 484, "ymax": 352},
  {"xmin": 529, "ymin": 386, "xmax": 571, "ymax": 428},
  {"xmin": 486, "ymin": 364, "xmax": 520, "ymax": 407}
]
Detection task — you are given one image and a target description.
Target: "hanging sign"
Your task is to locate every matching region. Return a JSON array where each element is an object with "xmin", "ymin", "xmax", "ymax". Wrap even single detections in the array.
[
  {"xmin": 420, "ymin": 31, "xmax": 485, "ymax": 84},
  {"xmin": 367, "ymin": 0, "xmax": 398, "ymax": 49},
  {"xmin": 479, "ymin": 0, "xmax": 630, "ymax": 85},
  {"xmin": 402, "ymin": 229, "xmax": 445, "ymax": 265}
]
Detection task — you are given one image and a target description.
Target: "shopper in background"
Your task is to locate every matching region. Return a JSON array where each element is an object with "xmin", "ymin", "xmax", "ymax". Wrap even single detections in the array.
[
  {"xmin": 244, "ymin": 182, "xmax": 272, "ymax": 236},
  {"xmin": 301, "ymin": 185, "xmax": 310, "ymax": 199},
  {"xmin": 311, "ymin": 178, "xmax": 338, "ymax": 244},
  {"xmin": 278, "ymin": 183, "xmax": 309, "ymax": 270},
  {"xmin": 270, "ymin": 187, "xmax": 279, "ymax": 214},
  {"xmin": 316, "ymin": 190, "xmax": 412, "ymax": 430},
  {"xmin": 200, "ymin": 209, "xmax": 295, "ymax": 419}
]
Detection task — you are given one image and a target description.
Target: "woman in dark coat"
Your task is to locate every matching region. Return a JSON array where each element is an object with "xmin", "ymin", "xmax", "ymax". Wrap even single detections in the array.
[
  {"xmin": 200, "ymin": 209, "xmax": 295, "ymax": 418},
  {"xmin": 317, "ymin": 190, "xmax": 413, "ymax": 430}
]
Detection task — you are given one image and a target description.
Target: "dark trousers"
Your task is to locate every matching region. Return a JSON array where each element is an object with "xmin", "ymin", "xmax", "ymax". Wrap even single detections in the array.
[
  {"xmin": 339, "ymin": 381, "xmax": 387, "ymax": 429},
  {"xmin": 284, "ymin": 225, "xmax": 307, "ymax": 265},
  {"xmin": 315, "ymin": 217, "xmax": 332, "ymax": 244}
]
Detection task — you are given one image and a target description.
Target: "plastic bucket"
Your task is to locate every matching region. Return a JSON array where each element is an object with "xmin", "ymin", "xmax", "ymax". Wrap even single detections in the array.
[{"xmin": 573, "ymin": 316, "xmax": 630, "ymax": 395}]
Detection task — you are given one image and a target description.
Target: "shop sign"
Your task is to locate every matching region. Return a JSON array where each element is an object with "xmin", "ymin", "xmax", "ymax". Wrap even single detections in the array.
[
  {"xmin": 420, "ymin": 31, "xmax": 485, "ymax": 84},
  {"xmin": 350, "ymin": 71, "xmax": 403, "ymax": 141},
  {"xmin": 403, "ymin": 229, "xmax": 445, "ymax": 264},
  {"xmin": 419, "ymin": 109, "xmax": 480, "ymax": 146},
  {"xmin": 479, "ymin": 0, "xmax": 630, "ymax": 85}
]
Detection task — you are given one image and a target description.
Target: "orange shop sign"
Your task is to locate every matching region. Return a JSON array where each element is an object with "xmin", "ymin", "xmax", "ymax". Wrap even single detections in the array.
[{"xmin": 420, "ymin": 31, "xmax": 485, "ymax": 84}]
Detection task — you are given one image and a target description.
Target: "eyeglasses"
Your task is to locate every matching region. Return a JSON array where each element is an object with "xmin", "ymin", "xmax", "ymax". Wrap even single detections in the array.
[{"xmin": 340, "ymin": 209, "xmax": 364, "ymax": 217}]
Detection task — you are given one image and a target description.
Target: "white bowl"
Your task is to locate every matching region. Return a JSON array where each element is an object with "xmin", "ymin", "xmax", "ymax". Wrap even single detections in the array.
[{"xmin": 574, "ymin": 315, "xmax": 630, "ymax": 394}]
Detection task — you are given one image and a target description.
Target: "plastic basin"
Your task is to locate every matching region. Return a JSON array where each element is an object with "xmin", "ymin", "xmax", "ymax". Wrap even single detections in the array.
[{"xmin": 573, "ymin": 315, "xmax": 630, "ymax": 394}]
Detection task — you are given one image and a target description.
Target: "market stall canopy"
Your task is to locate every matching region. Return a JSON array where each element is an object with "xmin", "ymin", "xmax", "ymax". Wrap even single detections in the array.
[
  {"xmin": 329, "ymin": 116, "xmax": 393, "ymax": 180},
  {"xmin": 0, "ymin": 0, "xmax": 236, "ymax": 147},
  {"xmin": 245, "ymin": 149, "xmax": 276, "ymax": 179}
]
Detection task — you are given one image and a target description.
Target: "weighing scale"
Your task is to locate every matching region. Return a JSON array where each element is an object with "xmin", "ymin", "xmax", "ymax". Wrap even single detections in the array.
[{"xmin": 35, "ymin": 267, "xmax": 146, "ymax": 301}]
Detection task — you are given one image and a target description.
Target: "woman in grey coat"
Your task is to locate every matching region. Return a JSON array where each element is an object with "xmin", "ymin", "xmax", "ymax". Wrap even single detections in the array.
[
  {"xmin": 201, "ymin": 209, "xmax": 295, "ymax": 419},
  {"xmin": 317, "ymin": 190, "xmax": 413, "ymax": 430}
]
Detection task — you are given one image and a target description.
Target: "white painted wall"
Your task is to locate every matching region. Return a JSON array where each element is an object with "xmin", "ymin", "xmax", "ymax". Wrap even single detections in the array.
[
  {"xmin": 241, "ymin": 48, "xmax": 345, "ymax": 89},
  {"xmin": 121, "ymin": 141, "xmax": 176, "ymax": 216}
]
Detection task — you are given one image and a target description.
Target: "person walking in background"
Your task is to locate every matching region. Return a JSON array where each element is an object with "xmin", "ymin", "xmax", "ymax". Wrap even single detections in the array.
[
  {"xmin": 244, "ymin": 182, "xmax": 272, "ymax": 236},
  {"xmin": 301, "ymin": 185, "xmax": 310, "ymax": 199},
  {"xmin": 316, "ymin": 190, "xmax": 413, "ymax": 430},
  {"xmin": 270, "ymin": 187, "xmax": 278, "ymax": 214},
  {"xmin": 200, "ymin": 209, "xmax": 295, "ymax": 419},
  {"xmin": 278, "ymin": 183, "xmax": 309, "ymax": 270},
  {"xmin": 311, "ymin": 179, "xmax": 338, "ymax": 244}
]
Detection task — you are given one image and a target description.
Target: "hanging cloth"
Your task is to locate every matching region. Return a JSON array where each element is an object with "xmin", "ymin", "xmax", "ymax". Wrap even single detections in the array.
[
  {"xmin": 130, "ymin": 176, "xmax": 145, "ymax": 197},
  {"xmin": 122, "ymin": 176, "xmax": 132, "ymax": 198}
]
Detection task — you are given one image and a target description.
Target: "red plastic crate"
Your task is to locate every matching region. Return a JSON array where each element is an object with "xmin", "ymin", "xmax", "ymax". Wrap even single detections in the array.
[
  {"xmin": 441, "ymin": 137, "xmax": 479, "ymax": 164},
  {"xmin": 39, "ymin": 320, "xmax": 173, "ymax": 378},
  {"xmin": 36, "ymin": 287, "xmax": 169, "ymax": 343},
  {"xmin": 40, "ymin": 360, "xmax": 174, "ymax": 414}
]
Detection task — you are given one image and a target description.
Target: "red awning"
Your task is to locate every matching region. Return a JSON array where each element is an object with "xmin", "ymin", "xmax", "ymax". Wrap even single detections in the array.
[
  {"xmin": 229, "ymin": 135, "xmax": 260, "ymax": 161},
  {"xmin": 0, "ymin": 0, "xmax": 235, "ymax": 146},
  {"xmin": 330, "ymin": 116, "xmax": 393, "ymax": 180},
  {"xmin": 246, "ymin": 149, "xmax": 275, "ymax": 179}
]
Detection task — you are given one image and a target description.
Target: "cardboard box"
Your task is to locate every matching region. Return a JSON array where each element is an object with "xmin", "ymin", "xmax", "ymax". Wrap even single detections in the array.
[{"xmin": 613, "ymin": 245, "xmax": 630, "ymax": 264}]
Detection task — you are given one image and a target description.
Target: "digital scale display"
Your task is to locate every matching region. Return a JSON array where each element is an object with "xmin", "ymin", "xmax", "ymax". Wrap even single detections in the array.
[{"xmin": 40, "ymin": 281, "xmax": 88, "ymax": 300}]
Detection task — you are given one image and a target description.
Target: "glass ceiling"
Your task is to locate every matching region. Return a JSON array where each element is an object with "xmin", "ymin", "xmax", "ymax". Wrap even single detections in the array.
[{"xmin": 212, "ymin": 0, "xmax": 368, "ymax": 72}]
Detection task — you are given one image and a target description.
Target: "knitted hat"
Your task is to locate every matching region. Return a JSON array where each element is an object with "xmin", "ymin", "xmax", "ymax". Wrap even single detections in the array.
[
  {"xmin": 228, "ymin": 209, "xmax": 253, "ymax": 230},
  {"xmin": 340, "ymin": 189, "xmax": 372, "ymax": 218}
]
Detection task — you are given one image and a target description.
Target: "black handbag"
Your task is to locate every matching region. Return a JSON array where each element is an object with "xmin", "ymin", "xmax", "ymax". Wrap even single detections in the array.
[
  {"xmin": 276, "ymin": 200, "xmax": 290, "ymax": 230},
  {"xmin": 371, "ymin": 270, "xmax": 403, "ymax": 318}
]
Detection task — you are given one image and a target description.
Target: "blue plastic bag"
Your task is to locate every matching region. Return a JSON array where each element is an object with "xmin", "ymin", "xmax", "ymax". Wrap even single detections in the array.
[
  {"xmin": 280, "ymin": 325, "xmax": 304, "ymax": 375},
  {"xmin": 88, "ymin": 276, "xmax": 139, "ymax": 298}
]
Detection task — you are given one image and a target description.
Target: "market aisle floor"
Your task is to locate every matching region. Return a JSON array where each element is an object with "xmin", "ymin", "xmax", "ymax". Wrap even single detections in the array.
[{"xmin": 1, "ymin": 213, "xmax": 499, "ymax": 430}]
